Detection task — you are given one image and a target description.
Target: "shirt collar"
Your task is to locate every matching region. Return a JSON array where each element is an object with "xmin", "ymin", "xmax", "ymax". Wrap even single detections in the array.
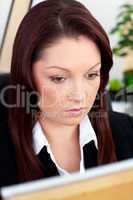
[
  {"xmin": 32, "ymin": 114, "xmax": 98, "ymax": 155},
  {"xmin": 79, "ymin": 114, "xmax": 98, "ymax": 149}
]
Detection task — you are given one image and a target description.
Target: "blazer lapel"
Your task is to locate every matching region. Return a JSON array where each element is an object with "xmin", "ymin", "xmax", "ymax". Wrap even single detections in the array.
[
  {"xmin": 37, "ymin": 146, "xmax": 59, "ymax": 178},
  {"xmin": 83, "ymin": 140, "xmax": 98, "ymax": 169}
]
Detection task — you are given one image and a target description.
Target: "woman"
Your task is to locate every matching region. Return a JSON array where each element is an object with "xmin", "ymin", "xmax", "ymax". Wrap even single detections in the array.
[{"xmin": 0, "ymin": 0, "xmax": 133, "ymax": 187}]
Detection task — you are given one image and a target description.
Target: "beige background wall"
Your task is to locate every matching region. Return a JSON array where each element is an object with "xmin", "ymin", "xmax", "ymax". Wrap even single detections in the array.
[{"xmin": 0, "ymin": 0, "xmax": 31, "ymax": 73}]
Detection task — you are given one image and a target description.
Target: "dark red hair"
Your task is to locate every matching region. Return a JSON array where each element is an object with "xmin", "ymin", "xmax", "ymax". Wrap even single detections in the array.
[{"xmin": 9, "ymin": 0, "xmax": 116, "ymax": 182}]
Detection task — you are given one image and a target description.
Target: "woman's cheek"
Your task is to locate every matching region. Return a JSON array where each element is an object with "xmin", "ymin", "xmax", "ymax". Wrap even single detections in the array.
[
  {"xmin": 40, "ymin": 86, "xmax": 62, "ymax": 109},
  {"xmin": 85, "ymin": 84, "xmax": 99, "ymax": 105}
]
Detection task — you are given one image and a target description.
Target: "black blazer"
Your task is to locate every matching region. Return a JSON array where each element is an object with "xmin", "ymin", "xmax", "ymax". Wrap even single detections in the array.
[{"xmin": 0, "ymin": 111, "xmax": 133, "ymax": 188}]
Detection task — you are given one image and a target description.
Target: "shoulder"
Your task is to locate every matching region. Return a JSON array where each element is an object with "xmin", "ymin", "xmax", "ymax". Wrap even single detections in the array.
[
  {"xmin": 0, "ymin": 120, "xmax": 18, "ymax": 187},
  {"xmin": 109, "ymin": 110, "xmax": 133, "ymax": 124},
  {"xmin": 108, "ymin": 111, "xmax": 133, "ymax": 160},
  {"xmin": 108, "ymin": 111, "xmax": 133, "ymax": 134}
]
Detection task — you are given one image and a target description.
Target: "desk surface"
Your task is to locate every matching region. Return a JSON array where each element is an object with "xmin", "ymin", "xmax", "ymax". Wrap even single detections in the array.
[{"xmin": 1, "ymin": 159, "xmax": 133, "ymax": 200}]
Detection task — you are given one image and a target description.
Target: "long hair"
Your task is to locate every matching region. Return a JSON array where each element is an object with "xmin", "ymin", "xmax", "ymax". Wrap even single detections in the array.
[{"xmin": 9, "ymin": 0, "xmax": 116, "ymax": 182}]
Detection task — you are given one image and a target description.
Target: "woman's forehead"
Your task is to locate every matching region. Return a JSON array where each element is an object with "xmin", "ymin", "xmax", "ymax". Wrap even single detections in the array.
[{"xmin": 35, "ymin": 36, "xmax": 101, "ymax": 70}]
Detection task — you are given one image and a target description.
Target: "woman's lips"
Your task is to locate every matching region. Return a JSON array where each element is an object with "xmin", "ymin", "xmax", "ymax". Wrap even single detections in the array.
[
  {"xmin": 64, "ymin": 108, "xmax": 85, "ymax": 117},
  {"xmin": 65, "ymin": 108, "xmax": 84, "ymax": 112}
]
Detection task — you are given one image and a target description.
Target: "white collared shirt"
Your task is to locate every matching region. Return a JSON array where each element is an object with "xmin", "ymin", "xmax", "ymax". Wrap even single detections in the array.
[{"xmin": 32, "ymin": 114, "xmax": 98, "ymax": 176}]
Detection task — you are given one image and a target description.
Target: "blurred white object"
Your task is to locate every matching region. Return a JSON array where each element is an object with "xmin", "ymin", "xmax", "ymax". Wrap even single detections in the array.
[{"xmin": 112, "ymin": 101, "xmax": 133, "ymax": 116}]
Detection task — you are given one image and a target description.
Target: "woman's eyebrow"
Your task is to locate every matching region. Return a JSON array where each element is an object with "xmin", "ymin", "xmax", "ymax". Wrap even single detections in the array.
[{"xmin": 45, "ymin": 62, "xmax": 101, "ymax": 72}]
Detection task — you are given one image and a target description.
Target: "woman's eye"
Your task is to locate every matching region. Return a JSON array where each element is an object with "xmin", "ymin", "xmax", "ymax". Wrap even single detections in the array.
[
  {"xmin": 87, "ymin": 72, "xmax": 100, "ymax": 80},
  {"xmin": 49, "ymin": 76, "xmax": 66, "ymax": 83}
]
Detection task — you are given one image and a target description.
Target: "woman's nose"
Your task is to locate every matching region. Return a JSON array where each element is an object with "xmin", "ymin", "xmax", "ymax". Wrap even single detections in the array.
[
  {"xmin": 67, "ymin": 93, "xmax": 84, "ymax": 102},
  {"xmin": 67, "ymin": 81, "xmax": 85, "ymax": 102}
]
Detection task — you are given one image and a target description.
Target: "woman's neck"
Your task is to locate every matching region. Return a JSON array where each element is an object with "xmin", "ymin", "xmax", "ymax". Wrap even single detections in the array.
[{"xmin": 38, "ymin": 117, "xmax": 79, "ymax": 145}]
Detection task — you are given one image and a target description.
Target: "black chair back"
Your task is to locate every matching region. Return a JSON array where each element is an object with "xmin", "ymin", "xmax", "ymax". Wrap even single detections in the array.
[{"xmin": 0, "ymin": 73, "xmax": 10, "ymax": 122}]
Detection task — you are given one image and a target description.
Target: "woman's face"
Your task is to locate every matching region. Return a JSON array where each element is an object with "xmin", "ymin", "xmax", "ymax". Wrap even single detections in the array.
[{"xmin": 32, "ymin": 35, "xmax": 101, "ymax": 126}]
